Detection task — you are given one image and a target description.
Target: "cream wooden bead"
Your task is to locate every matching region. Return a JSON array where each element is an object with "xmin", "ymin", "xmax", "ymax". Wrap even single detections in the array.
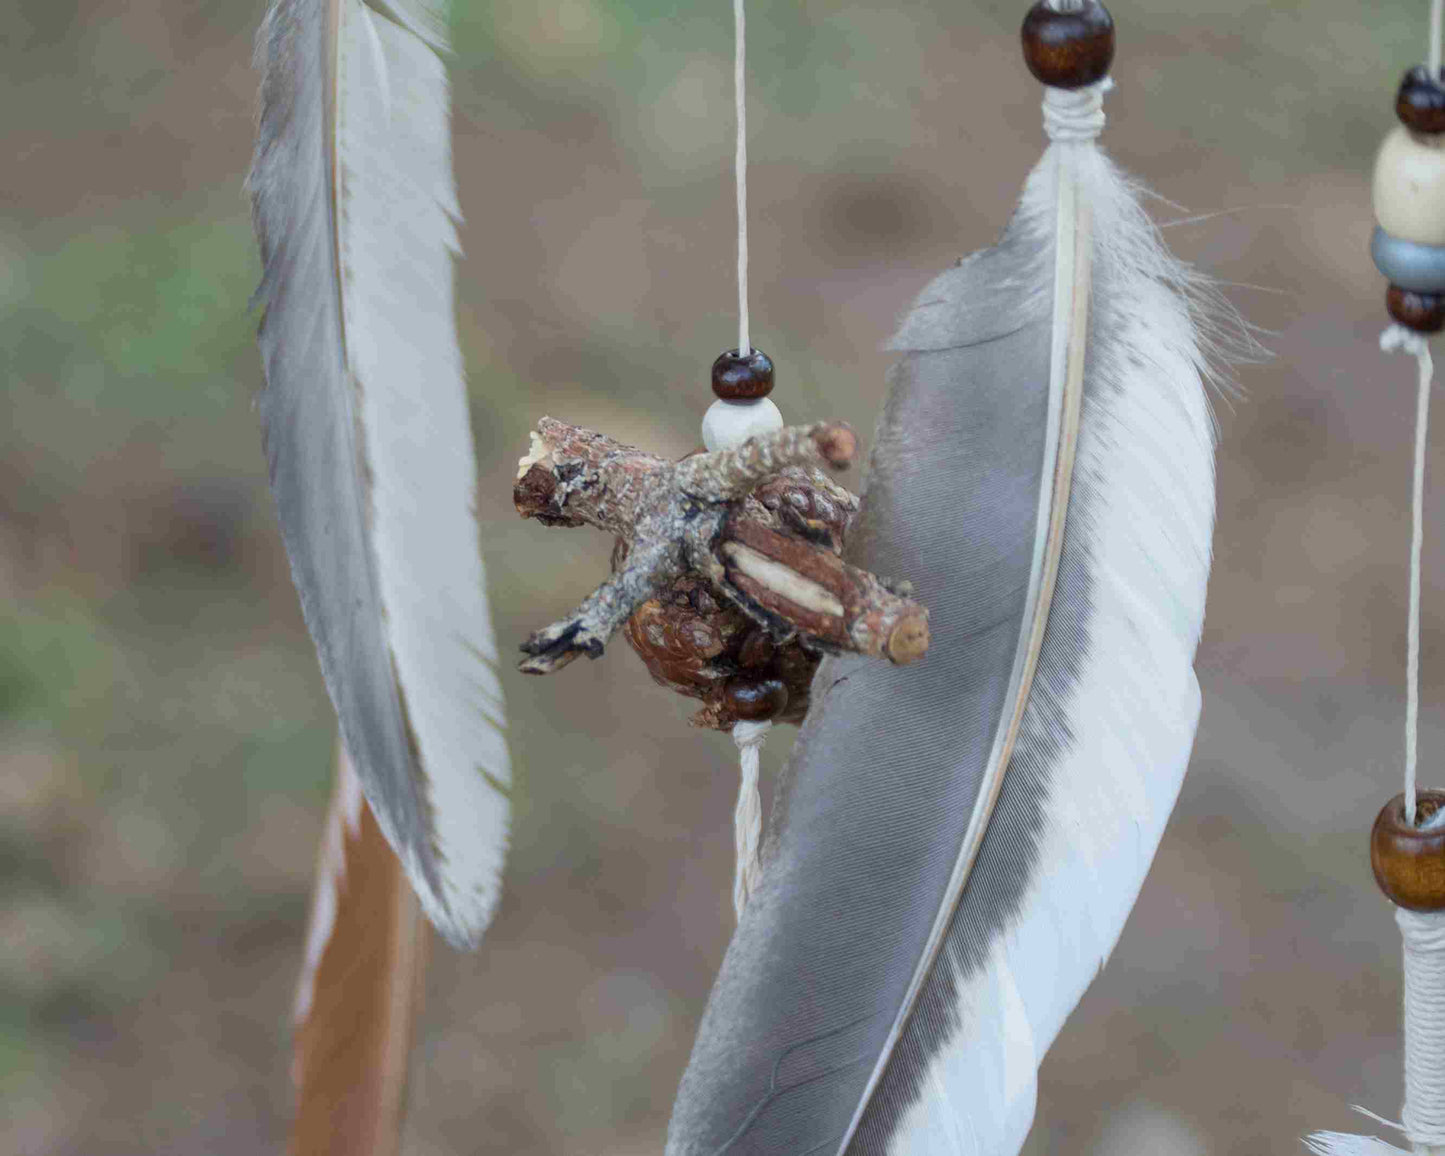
[
  {"xmin": 702, "ymin": 397, "xmax": 783, "ymax": 452},
  {"xmin": 1374, "ymin": 124, "xmax": 1445, "ymax": 245}
]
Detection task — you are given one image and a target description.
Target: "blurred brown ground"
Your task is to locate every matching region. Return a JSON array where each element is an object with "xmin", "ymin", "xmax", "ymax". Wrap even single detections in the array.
[{"xmin": 0, "ymin": 1, "xmax": 1438, "ymax": 1153}]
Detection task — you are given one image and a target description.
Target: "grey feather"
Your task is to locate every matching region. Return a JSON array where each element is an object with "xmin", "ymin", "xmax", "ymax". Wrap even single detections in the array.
[
  {"xmin": 249, "ymin": 0, "xmax": 509, "ymax": 949},
  {"xmin": 666, "ymin": 140, "xmax": 1220, "ymax": 1154},
  {"xmin": 666, "ymin": 189, "xmax": 1058, "ymax": 1156}
]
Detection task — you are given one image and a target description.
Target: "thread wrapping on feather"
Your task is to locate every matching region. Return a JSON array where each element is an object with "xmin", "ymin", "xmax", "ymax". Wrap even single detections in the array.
[
  {"xmin": 1042, "ymin": 81, "xmax": 1111, "ymax": 143},
  {"xmin": 1399, "ymin": 907, "xmax": 1445, "ymax": 1149}
]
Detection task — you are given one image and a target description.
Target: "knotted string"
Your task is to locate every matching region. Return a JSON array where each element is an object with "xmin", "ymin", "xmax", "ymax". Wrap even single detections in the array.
[{"xmin": 731, "ymin": 720, "xmax": 769, "ymax": 919}]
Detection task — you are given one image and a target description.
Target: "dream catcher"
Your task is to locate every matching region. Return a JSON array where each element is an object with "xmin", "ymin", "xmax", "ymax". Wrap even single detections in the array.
[
  {"xmin": 1307, "ymin": 2, "xmax": 1445, "ymax": 1154},
  {"xmin": 247, "ymin": 0, "xmax": 1246, "ymax": 1152}
]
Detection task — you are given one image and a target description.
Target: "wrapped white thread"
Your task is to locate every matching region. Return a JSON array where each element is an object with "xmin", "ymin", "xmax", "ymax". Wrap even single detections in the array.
[
  {"xmin": 1400, "ymin": 907, "xmax": 1445, "ymax": 1152},
  {"xmin": 1042, "ymin": 79, "xmax": 1112, "ymax": 144},
  {"xmin": 731, "ymin": 720, "xmax": 770, "ymax": 919}
]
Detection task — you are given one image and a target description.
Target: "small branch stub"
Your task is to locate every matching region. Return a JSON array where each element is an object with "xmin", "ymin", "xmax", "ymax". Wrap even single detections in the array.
[{"xmin": 513, "ymin": 416, "xmax": 929, "ymax": 728}]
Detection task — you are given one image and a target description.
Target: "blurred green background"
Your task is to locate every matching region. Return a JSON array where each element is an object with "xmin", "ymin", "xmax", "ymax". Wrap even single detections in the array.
[{"xmin": 2, "ymin": 0, "xmax": 1440, "ymax": 1152}]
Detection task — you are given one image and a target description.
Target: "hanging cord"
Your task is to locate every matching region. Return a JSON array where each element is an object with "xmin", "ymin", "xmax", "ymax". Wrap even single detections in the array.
[
  {"xmin": 1308, "ymin": 7, "xmax": 1445, "ymax": 1156},
  {"xmin": 1433, "ymin": 0, "xmax": 1443, "ymax": 81},
  {"xmin": 1382, "ymin": 321, "xmax": 1445, "ymax": 1156},
  {"xmin": 1383, "ymin": 325, "xmax": 1436, "ymax": 825},
  {"xmin": 1308, "ymin": 338, "xmax": 1445, "ymax": 1156},
  {"xmin": 1397, "ymin": 4, "xmax": 1445, "ymax": 1148},
  {"xmin": 734, "ymin": 0, "xmax": 750, "ymax": 356},
  {"xmin": 731, "ymin": 720, "xmax": 769, "ymax": 919}
]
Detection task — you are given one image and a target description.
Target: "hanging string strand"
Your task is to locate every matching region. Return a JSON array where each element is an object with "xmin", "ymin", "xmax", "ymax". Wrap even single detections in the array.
[
  {"xmin": 734, "ymin": 0, "xmax": 750, "ymax": 356},
  {"xmin": 1307, "ymin": 6, "xmax": 1445, "ymax": 1156},
  {"xmin": 1432, "ymin": 0, "xmax": 1443, "ymax": 81},
  {"xmin": 1383, "ymin": 323, "xmax": 1437, "ymax": 825}
]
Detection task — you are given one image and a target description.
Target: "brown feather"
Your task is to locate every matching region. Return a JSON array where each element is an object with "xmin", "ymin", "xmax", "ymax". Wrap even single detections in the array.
[{"xmin": 290, "ymin": 744, "xmax": 429, "ymax": 1156}]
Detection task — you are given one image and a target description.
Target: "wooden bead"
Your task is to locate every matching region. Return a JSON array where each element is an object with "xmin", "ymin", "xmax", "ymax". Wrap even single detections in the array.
[
  {"xmin": 1388, "ymin": 284, "xmax": 1445, "ymax": 333},
  {"xmin": 723, "ymin": 676, "xmax": 789, "ymax": 723},
  {"xmin": 712, "ymin": 348, "xmax": 775, "ymax": 401},
  {"xmin": 1371, "ymin": 790, "xmax": 1445, "ymax": 910},
  {"xmin": 1398, "ymin": 66, "xmax": 1445, "ymax": 135},
  {"xmin": 1373, "ymin": 124, "xmax": 1445, "ymax": 245},
  {"xmin": 702, "ymin": 397, "xmax": 784, "ymax": 452},
  {"xmin": 1021, "ymin": 0, "xmax": 1114, "ymax": 90}
]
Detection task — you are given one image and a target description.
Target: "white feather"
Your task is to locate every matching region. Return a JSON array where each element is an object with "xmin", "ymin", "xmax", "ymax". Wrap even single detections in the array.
[{"xmin": 1305, "ymin": 1135, "xmax": 1409, "ymax": 1155}]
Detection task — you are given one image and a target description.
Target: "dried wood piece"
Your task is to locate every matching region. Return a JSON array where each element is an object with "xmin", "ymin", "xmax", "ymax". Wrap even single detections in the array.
[
  {"xmin": 721, "ymin": 519, "xmax": 930, "ymax": 664},
  {"xmin": 513, "ymin": 417, "xmax": 928, "ymax": 687}
]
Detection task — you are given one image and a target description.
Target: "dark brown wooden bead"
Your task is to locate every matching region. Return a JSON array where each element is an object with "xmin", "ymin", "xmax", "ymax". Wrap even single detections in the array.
[
  {"xmin": 736, "ymin": 627, "xmax": 777, "ymax": 671},
  {"xmin": 1398, "ymin": 66, "xmax": 1445, "ymax": 135},
  {"xmin": 711, "ymin": 348, "xmax": 775, "ymax": 401},
  {"xmin": 1372, "ymin": 790, "xmax": 1445, "ymax": 910},
  {"xmin": 1021, "ymin": 0, "xmax": 1114, "ymax": 90},
  {"xmin": 1388, "ymin": 284, "xmax": 1445, "ymax": 333},
  {"xmin": 723, "ymin": 676, "xmax": 789, "ymax": 722}
]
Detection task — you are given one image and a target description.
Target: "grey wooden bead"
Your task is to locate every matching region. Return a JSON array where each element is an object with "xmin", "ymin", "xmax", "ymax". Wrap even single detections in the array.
[{"xmin": 1371, "ymin": 226, "xmax": 1445, "ymax": 292}]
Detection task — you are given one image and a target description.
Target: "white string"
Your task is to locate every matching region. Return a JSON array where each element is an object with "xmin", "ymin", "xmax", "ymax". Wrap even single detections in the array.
[
  {"xmin": 1383, "ymin": 324, "xmax": 1435, "ymax": 824},
  {"xmin": 731, "ymin": 720, "xmax": 769, "ymax": 919},
  {"xmin": 1312, "ymin": 13, "xmax": 1445, "ymax": 1155},
  {"xmin": 1380, "ymin": 323, "xmax": 1445, "ymax": 1156},
  {"xmin": 733, "ymin": 0, "xmax": 750, "ymax": 357}
]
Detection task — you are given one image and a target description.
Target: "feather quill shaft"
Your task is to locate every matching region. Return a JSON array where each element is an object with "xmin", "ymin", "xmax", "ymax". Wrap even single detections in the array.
[
  {"xmin": 666, "ymin": 80, "xmax": 1224, "ymax": 1156},
  {"xmin": 291, "ymin": 745, "xmax": 429, "ymax": 1156},
  {"xmin": 249, "ymin": 0, "xmax": 509, "ymax": 949}
]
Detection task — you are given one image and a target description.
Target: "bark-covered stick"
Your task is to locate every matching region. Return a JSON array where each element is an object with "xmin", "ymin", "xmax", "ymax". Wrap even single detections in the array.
[
  {"xmin": 720, "ymin": 519, "xmax": 930, "ymax": 665},
  {"xmin": 514, "ymin": 417, "xmax": 857, "ymax": 533},
  {"xmin": 513, "ymin": 416, "xmax": 927, "ymax": 675},
  {"xmin": 673, "ymin": 421, "xmax": 857, "ymax": 500},
  {"xmin": 513, "ymin": 418, "xmax": 671, "ymax": 534}
]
